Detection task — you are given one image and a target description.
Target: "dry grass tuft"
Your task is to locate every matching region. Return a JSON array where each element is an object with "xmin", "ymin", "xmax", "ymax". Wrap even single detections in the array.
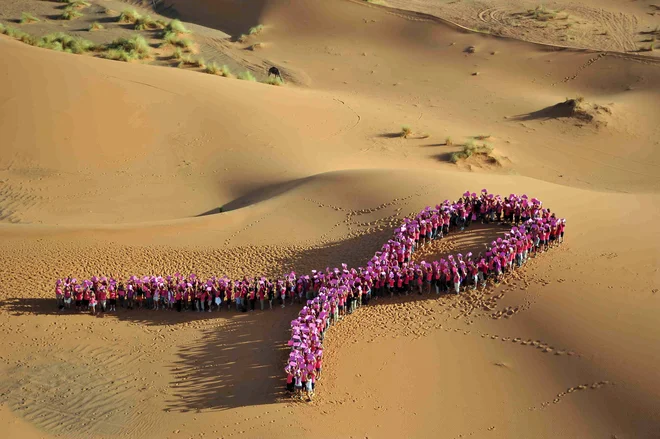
[
  {"xmin": 166, "ymin": 19, "xmax": 190, "ymax": 34},
  {"xmin": 67, "ymin": 0, "xmax": 91, "ymax": 9},
  {"xmin": 264, "ymin": 76, "xmax": 283, "ymax": 86},
  {"xmin": 400, "ymin": 126, "xmax": 413, "ymax": 138},
  {"xmin": 248, "ymin": 24, "xmax": 264, "ymax": 35},
  {"xmin": 20, "ymin": 12, "xmax": 40, "ymax": 24},
  {"xmin": 162, "ymin": 31, "xmax": 193, "ymax": 49},
  {"xmin": 60, "ymin": 8, "xmax": 83, "ymax": 20},
  {"xmin": 135, "ymin": 15, "xmax": 164, "ymax": 31},
  {"xmin": 238, "ymin": 70, "xmax": 256, "ymax": 81},
  {"xmin": 88, "ymin": 21, "xmax": 104, "ymax": 31},
  {"xmin": 205, "ymin": 62, "xmax": 220, "ymax": 75},
  {"xmin": 118, "ymin": 9, "xmax": 141, "ymax": 24},
  {"xmin": 38, "ymin": 32, "xmax": 96, "ymax": 53},
  {"xmin": 450, "ymin": 140, "xmax": 497, "ymax": 164},
  {"xmin": 102, "ymin": 35, "xmax": 151, "ymax": 61},
  {"xmin": 525, "ymin": 5, "xmax": 562, "ymax": 21},
  {"xmin": 219, "ymin": 64, "xmax": 232, "ymax": 77}
]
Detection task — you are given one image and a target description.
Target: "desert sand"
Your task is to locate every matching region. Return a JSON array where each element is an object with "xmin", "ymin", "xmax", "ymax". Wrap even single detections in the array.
[{"xmin": 0, "ymin": 0, "xmax": 659, "ymax": 438}]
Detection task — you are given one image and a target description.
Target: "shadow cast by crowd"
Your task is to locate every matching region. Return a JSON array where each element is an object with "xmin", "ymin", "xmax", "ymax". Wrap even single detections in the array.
[{"xmin": 166, "ymin": 309, "xmax": 295, "ymax": 412}]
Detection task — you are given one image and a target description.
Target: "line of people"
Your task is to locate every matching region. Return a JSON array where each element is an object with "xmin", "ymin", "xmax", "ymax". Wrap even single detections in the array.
[
  {"xmin": 283, "ymin": 190, "xmax": 564, "ymax": 401},
  {"xmin": 54, "ymin": 190, "xmax": 565, "ymax": 400}
]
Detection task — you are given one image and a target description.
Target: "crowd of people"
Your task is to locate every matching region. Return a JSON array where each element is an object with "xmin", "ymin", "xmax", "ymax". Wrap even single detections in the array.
[{"xmin": 54, "ymin": 190, "xmax": 565, "ymax": 401}]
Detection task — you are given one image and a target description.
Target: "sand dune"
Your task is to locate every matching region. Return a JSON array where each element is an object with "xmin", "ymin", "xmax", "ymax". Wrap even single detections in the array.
[{"xmin": 0, "ymin": 0, "xmax": 659, "ymax": 437}]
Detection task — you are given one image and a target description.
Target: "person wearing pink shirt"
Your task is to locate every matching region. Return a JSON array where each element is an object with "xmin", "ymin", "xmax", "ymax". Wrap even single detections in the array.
[
  {"xmin": 98, "ymin": 288, "xmax": 107, "ymax": 313},
  {"xmin": 453, "ymin": 273, "xmax": 461, "ymax": 294},
  {"xmin": 55, "ymin": 287, "xmax": 64, "ymax": 311},
  {"xmin": 89, "ymin": 292, "xmax": 97, "ymax": 315},
  {"xmin": 127, "ymin": 286, "xmax": 134, "ymax": 310}
]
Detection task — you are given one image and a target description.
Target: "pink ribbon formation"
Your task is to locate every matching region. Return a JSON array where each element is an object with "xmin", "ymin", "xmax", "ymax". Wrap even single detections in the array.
[{"xmin": 55, "ymin": 190, "xmax": 565, "ymax": 388}]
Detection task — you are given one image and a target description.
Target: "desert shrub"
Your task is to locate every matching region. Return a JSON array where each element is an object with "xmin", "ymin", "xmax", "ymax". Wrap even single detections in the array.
[
  {"xmin": 60, "ymin": 9, "xmax": 83, "ymax": 20},
  {"xmin": 162, "ymin": 31, "xmax": 192, "ymax": 49},
  {"xmin": 135, "ymin": 15, "xmax": 163, "ymax": 30},
  {"xmin": 526, "ymin": 5, "xmax": 558, "ymax": 21},
  {"xmin": 102, "ymin": 48, "xmax": 136, "ymax": 62},
  {"xmin": 248, "ymin": 24, "xmax": 264, "ymax": 35},
  {"xmin": 172, "ymin": 47, "xmax": 183, "ymax": 60},
  {"xmin": 118, "ymin": 9, "xmax": 141, "ymax": 24},
  {"xmin": 165, "ymin": 19, "xmax": 189, "ymax": 34},
  {"xmin": 67, "ymin": 0, "xmax": 90, "ymax": 9},
  {"xmin": 445, "ymin": 136, "xmax": 453, "ymax": 145},
  {"xmin": 105, "ymin": 35, "xmax": 151, "ymax": 60},
  {"xmin": 450, "ymin": 140, "xmax": 495, "ymax": 163},
  {"xmin": 177, "ymin": 55, "xmax": 205, "ymax": 68},
  {"xmin": 2, "ymin": 25, "xmax": 18, "ymax": 37},
  {"xmin": 20, "ymin": 12, "xmax": 40, "ymax": 24},
  {"xmin": 205, "ymin": 62, "xmax": 220, "ymax": 74},
  {"xmin": 3, "ymin": 25, "xmax": 37, "ymax": 44},
  {"xmin": 19, "ymin": 31, "xmax": 38, "ymax": 45},
  {"xmin": 238, "ymin": 24, "xmax": 264, "ymax": 42},
  {"xmin": 219, "ymin": 64, "xmax": 232, "ymax": 77},
  {"xmin": 237, "ymin": 70, "xmax": 256, "ymax": 81},
  {"xmin": 177, "ymin": 54, "xmax": 194, "ymax": 67},
  {"xmin": 89, "ymin": 21, "xmax": 104, "ymax": 31},
  {"xmin": 400, "ymin": 126, "xmax": 412, "ymax": 138},
  {"xmin": 265, "ymin": 76, "xmax": 283, "ymax": 86},
  {"xmin": 39, "ymin": 33, "xmax": 95, "ymax": 53}
]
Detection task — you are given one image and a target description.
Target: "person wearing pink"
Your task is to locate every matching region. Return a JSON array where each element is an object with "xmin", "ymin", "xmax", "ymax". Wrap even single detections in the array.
[
  {"xmin": 64, "ymin": 288, "xmax": 72, "ymax": 309},
  {"xmin": 89, "ymin": 292, "xmax": 97, "ymax": 315},
  {"xmin": 98, "ymin": 288, "xmax": 107, "ymax": 313},
  {"xmin": 55, "ymin": 287, "xmax": 64, "ymax": 311}
]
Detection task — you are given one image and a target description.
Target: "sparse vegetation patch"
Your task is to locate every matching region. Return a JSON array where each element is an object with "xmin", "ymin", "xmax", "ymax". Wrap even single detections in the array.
[
  {"xmin": 89, "ymin": 22, "xmax": 104, "ymax": 31},
  {"xmin": 265, "ymin": 76, "xmax": 283, "ymax": 86},
  {"xmin": 102, "ymin": 35, "xmax": 151, "ymax": 61},
  {"xmin": 162, "ymin": 31, "xmax": 193, "ymax": 49},
  {"xmin": 67, "ymin": 0, "xmax": 91, "ymax": 9},
  {"xmin": 204, "ymin": 62, "xmax": 220, "ymax": 75},
  {"xmin": 248, "ymin": 24, "xmax": 264, "ymax": 35},
  {"xmin": 118, "ymin": 9, "xmax": 141, "ymax": 24},
  {"xmin": 165, "ymin": 19, "xmax": 190, "ymax": 34},
  {"xmin": 20, "ymin": 12, "xmax": 40, "ymax": 24},
  {"xmin": 60, "ymin": 8, "xmax": 83, "ymax": 20},
  {"xmin": 38, "ymin": 32, "xmax": 96, "ymax": 53},
  {"xmin": 238, "ymin": 70, "xmax": 256, "ymax": 81},
  {"xmin": 450, "ymin": 140, "xmax": 499, "ymax": 164},
  {"xmin": 135, "ymin": 15, "xmax": 165, "ymax": 31},
  {"xmin": 524, "ymin": 5, "xmax": 563, "ymax": 21}
]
